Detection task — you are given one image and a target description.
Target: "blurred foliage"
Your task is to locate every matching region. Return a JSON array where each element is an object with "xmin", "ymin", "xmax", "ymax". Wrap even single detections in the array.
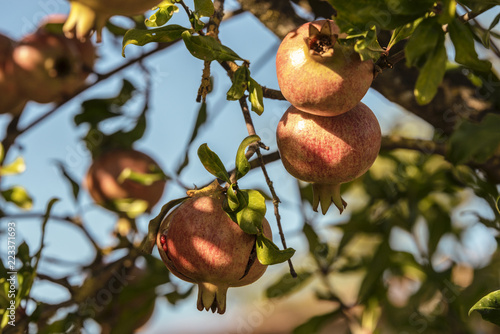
[{"xmin": 1, "ymin": 0, "xmax": 500, "ymax": 333}]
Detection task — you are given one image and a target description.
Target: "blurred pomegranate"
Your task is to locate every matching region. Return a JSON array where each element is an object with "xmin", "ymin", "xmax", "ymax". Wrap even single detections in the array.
[
  {"xmin": 12, "ymin": 16, "xmax": 95, "ymax": 104},
  {"xmin": 0, "ymin": 33, "xmax": 27, "ymax": 115},
  {"xmin": 157, "ymin": 191, "xmax": 272, "ymax": 314},
  {"xmin": 85, "ymin": 149, "xmax": 166, "ymax": 214},
  {"xmin": 63, "ymin": 0, "xmax": 163, "ymax": 42}
]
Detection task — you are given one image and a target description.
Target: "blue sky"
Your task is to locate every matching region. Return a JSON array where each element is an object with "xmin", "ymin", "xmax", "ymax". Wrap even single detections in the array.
[{"xmin": 1, "ymin": 1, "xmax": 499, "ymax": 333}]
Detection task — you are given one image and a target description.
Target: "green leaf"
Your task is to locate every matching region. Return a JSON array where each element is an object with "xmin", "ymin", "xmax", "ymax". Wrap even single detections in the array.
[
  {"xmin": 343, "ymin": 25, "xmax": 384, "ymax": 61},
  {"xmin": 327, "ymin": 0, "xmax": 435, "ymax": 31},
  {"xmin": 293, "ymin": 309, "xmax": 342, "ymax": 334},
  {"xmin": 266, "ymin": 271, "xmax": 314, "ymax": 299},
  {"xmin": 447, "ymin": 113, "xmax": 500, "ymax": 165},
  {"xmin": 122, "ymin": 24, "xmax": 189, "ymax": 57},
  {"xmin": 145, "ymin": 1, "xmax": 178, "ymax": 27},
  {"xmin": 469, "ymin": 290, "xmax": 500, "ymax": 326},
  {"xmin": 140, "ymin": 197, "xmax": 188, "ymax": 254},
  {"xmin": 235, "ymin": 135, "xmax": 260, "ymax": 180},
  {"xmin": 54, "ymin": 161, "xmax": 80, "ymax": 200},
  {"xmin": 194, "ymin": 0, "xmax": 214, "ymax": 17},
  {"xmin": 117, "ymin": 167, "xmax": 167, "ymax": 186},
  {"xmin": 234, "ymin": 189, "xmax": 266, "ymax": 234},
  {"xmin": 302, "ymin": 223, "xmax": 330, "ymax": 263},
  {"xmin": 111, "ymin": 198, "xmax": 150, "ymax": 218},
  {"xmin": 197, "ymin": 143, "xmax": 231, "ymax": 183},
  {"xmin": 1, "ymin": 186, "xmax": 33, "ymax": 210},
  {"xmin": 181, "ymin": 30, "xmax": 245, "ymax": 62},
  {"xmin": 414, "ymin": 35, "xmax": 447, "ymax": 105},
  {"xmin": 448, "ymin": 18, "xmax": 492, "ymax": 72},
  {"xmin": 0, "ymin": 156, "xmax": 25, "ymax": 176},
  {"xmin": 226, "ymin": 66, "xmax": 249, "ymax": 101},
  {"xmin": 226, "ymin": 183, "xmax": 241, "ymax": 211},
  {"xmin": 0, "ymin": 143, "xmax": 4, "ymax": 164},
  {"xmin": 387, "ymin": 18, "xmax": 423, "ymax": 50},
  {"xmin": 248, "ymin": 77, "xmax": 264, "ymax": 115},
  {"xmin": 256, "ymin": 234, "xmax": 295, "ymax": 265},
  {"xmin": 405, "ymin": 17, "xmax": 444, "ymax": 68},
  {"xmin": 438, "ymin": 0, "xmax": 456, "ymax": 24}
]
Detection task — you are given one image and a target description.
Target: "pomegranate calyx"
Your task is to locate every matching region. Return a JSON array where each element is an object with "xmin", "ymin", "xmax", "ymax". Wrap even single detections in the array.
[
  {"xmin": 312, "ymin": 183, "xmax": 347, "ymax": 215},
  {"xmin": 186, "ymin": 180, "xmax": 224, "ymax": 199},
  {"xmin": 306, "ymin": 21, "xmax": 338, "ymax": 58},
  {"xmin": 197, "ymin": 282, "xmax": 229, "ymax": 314}
]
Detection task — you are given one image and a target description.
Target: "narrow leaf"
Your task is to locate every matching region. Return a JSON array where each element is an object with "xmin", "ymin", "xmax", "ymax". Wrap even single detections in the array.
[
  {"xmin": 248, "ymin": 77, "xmax": 264, "ymax": 115},
  {"xmin": 226, "ymin": 183, "xmax": 240, "ymax": 211},
  {"xmin": 146, "ymin": 1, "xmax": 178, "ymax": 27},
  {"xmin": 227, "ymin": 66, "xmax": 249, "ymax": 101},
  {"xmin": 54, "ymin": 161, "xmax": 80, "ymax": 200},
  {"xmin": 405, "ymin": 17, "xmax": 443, "ymax": 68},
  {"xmin": 387, "ymin": 18, "xmax": 423, "ymax": 50},
  {"xmin": 140, "ymin": 197, "xmax": 188, "ymax": 254},
  {"xmin": 1, "ymin": 186, "xmax": 33, "ymax": 210},
  {"xmin": 235, "ymin": 135, "xmax": 260, "ymax": 180},
  {"xmin": 414, "ymin": 37, "xmax": 447, "ymax": 105},
  {"xmin": 469, "ymin": 290, "xmax": 500, "ymax": 326},
  {"xmin": 0, "ymin": 156, "xmax": 26, "ymax": 175},
  {"xmin": 234, "ymin": 189, "xmax": 265, "ymax": 234},
  {"xmin": 182, "ymin": 31, "xmax": 245, "ymax": 62},
  {"xmin": 122, "ymin": 24, "xmax": 188, "ymax": 57},
  {"xmin": 197, "ymin": 143, "xmax": 231, "ymax": 183},
  {"xmin": 293, "ymin": 309, "xmax": 342, "ymax": 334},
  {"xmin": 256, "ymin": 234, "xmax": 295, "ymax": 265},
  {"xmin": 194, "ymin": 0, "xmax": 214, "ymax": 17},
  {"xmin": 448, "ymin": 18, "xmax": 492, "ymax": 72}
]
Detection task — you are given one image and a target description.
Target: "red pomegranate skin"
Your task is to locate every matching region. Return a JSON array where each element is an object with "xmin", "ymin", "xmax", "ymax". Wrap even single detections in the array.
[
  {"xmin": 0, "ymin": 34, "xmax": 27, "ymax": 115},
  {"xmin": 85, "ymin": 149, "xmax": 166, "ymax": 213},
  {"xmin": 276, "ymin": 19, "xmax": 374, "ymax": 116},
  {"xmin": 276, "ymin": 103, "xmax": 381, "ymax": 214},
  {"xmin": 157, "ymin": 194, "xmax": 272, "ymax": 314},
  {"xmin": 12, "ymin": 31, "xmax": 86, "ymax": 103}
]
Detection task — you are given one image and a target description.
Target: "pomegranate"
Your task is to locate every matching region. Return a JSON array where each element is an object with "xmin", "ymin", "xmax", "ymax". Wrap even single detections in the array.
[
  {"xmin": 157, "ymin": 191, "xmax": 272, "ymax": 314},
  {"xmin": 85, "ymin": 149, "xmax": 166, "ymax": 213},
  {"xmin": 63, "ymin": 0, "xmax": 163, "ymax": 42},
  {"xmin": 276, "ymin": 19, "xmax": 374, "ymax": 117},
  {"xmin": 12, "ymin": 20, "xmax": 95, "ymax": 104},
  {"xmin": 276, "ymin": 102, "xmax": 381, "ymax": 214},
  {"xmin": 0, "ymin": 33, "xmax": 27, "ymax": 115}
]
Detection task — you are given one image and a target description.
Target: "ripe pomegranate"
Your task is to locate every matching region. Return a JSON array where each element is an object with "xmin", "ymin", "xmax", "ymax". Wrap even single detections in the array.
[
  {"xmin": 85, "ymin": 149, "xmax": 166, "ymax": 213},
  {"xmin": 157, "ymin": 191, "xmax": 272, "ymax": 314},
  {"xmin": 63, "ymin": 0, "xmax": 163, "ymax": 42},
  {"xmin": 12, "ymin": 20, "xmax": 95, "ymax": 104},
  {"xmin": 276, "ymin": 19, "xmax": 374, "ymax": 117},
  {"xmin": 0, "ymin": 34, "xmax": 27, "ymax": 115},
  {"xmin": 276, "ymin": 102, "xmax": 381, "ymax": 214}
]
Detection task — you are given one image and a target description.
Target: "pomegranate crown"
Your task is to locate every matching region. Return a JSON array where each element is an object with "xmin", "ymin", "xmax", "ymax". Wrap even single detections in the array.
[{"xmin": 305, "ymin": 21, "xmax": 338, "ymax": 58}]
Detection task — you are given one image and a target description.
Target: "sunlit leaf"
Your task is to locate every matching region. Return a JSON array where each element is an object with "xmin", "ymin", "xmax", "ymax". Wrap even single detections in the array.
[
  {"xmin": 235, "ymin": 135, "xmax": 260, "ymax": 180},
  {"xmin": 182, "ymin": 31, "xmax": 245, "ymax": 62},
  {"xmin": 1, "ymin": 186, "xmax": 33, "ymax": 210},
  {"xmin": 146, "ymin": 1, "xmax": 178, "ymax": 27},
  {"xmin": 248, "ymin": 77, "xmax": 264, "ymax": 115},
  {"xmin": 256, "ymin": 234, "xmax": 295, "ymax": 265},
  {"xmin": 197, "ymin": 143, "xmax": 231, "ymax": 183},
  {"xmin": 234, "ymin": 189, "xmax": 265, "ymax": 234},
  {"xmin": 0, "ymin": 156, "xmax": 26, "ymax": 176},
  {"xmin": 194, "ymin": 0, "xmax": 214, "ymax": 17},
  {"xmin": 227, "ymin": 66, "xmax": 249, "ymax": 101},
  {"xmin": 469, "ymin": 290, "xmax": 500, "ymax": 326},
  {"xmin": 122, "ymin": 24, "xmax": 188, "ymax": 57}
]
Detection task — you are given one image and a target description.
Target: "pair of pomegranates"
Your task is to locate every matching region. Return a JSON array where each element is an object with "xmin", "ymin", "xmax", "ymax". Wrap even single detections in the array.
[
  {"xmin": 0, "ymin": 15, "xmax": 96, "ymax": 112},
  {"xmin": 275, "ymin": 19, "xmax": 382, "ymax": 215}
]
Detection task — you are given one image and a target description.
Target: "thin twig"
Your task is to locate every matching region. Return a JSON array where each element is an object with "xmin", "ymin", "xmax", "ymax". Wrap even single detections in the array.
[{"xmin": 238, "ymin": 97, "xmax": 296, "ymax": 277}]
